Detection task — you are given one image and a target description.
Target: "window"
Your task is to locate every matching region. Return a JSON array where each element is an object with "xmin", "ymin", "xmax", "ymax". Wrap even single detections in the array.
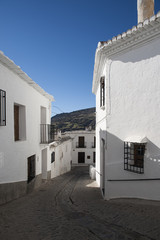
[
  {"xmin": 92, "ymin": 136, "xmax": 96, "ymax": 148},
  {"xmin": 93, "ymin": 152, "xmax": 96, "ymax": 163},
  {"xmin": 87, "ymin": 156, "xmax": 90, "ymax": 159},
  {"xmin": 100, "ymin": 77, "xmax": 105, "ymax": 108},
  {"xmin": 51, "ymin": 152, "xmax": 55, "ymax": 163},
  {"xmin": 124, "ymin": 142, "xmax": 145, "ymax": 174},
  {"xmin": 28, "ymin": 155, "xmax": 36, "ymax": 183},
  {"xmin": 0, "ymin": 89, "xmax": 6, "ymax": 126},
  {"xmin": 76, "ymin": 136, "xmax": 86, "ymax": 148},
  {"xmin": 14, "ymin": 104, "xmax": 26, "ymax": 141}
]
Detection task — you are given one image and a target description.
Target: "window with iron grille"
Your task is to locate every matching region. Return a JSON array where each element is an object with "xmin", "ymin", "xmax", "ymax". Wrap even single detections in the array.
[
  {"xmin": 124, "ymin": 142, "xmax": 145, "ymax": 174},
  {"xmin": 100, "ymin": 77, "xmax": 105, "ymax": 108},
  {"xmin": 0, "ymin": 89, "xmax": 6, "ymax": 126}
]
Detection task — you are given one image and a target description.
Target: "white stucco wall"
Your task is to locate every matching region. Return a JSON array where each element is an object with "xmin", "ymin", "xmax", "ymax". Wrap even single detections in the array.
[
  {"xmin": 95, "ymin": 64, "xmax": 107, "ymax": 188},
  {"xmin": 62, "ymin": 130, "xmax": 95, "ymax": 165},
  {"xmin": 94, "ymin": 36, "xmax": 160, "ymax": 200},
  {"xmin": 50, "ymin": 139, "xmax": 72, "ymax": 178},
  {"xmin": 0, "ymin": 60, "xmax": 53, "ymax": 184}
]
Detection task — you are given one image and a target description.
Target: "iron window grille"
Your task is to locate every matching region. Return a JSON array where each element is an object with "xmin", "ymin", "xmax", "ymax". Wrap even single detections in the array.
[
  {"xmin": 0, "ymin": 89, "xmax": 6, "ymax": 126},
  {"xmin": 100, "ymin": 77, "xmax": 105, "ymax": 108},
  {"xmin": 124, "ymin": 142, "xmax": 146, "ymax": 174}
]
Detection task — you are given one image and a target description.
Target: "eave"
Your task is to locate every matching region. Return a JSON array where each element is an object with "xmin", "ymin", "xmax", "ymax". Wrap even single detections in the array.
[
  {"xmin": 92, "ymin": 11, "xmax": 160, "ymax": 94},
  {"xmin": 0, "ymin": 51, "xmax": 54, "ymax": 102}
]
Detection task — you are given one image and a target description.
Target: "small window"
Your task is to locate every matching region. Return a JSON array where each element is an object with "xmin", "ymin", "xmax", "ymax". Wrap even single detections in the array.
[
  {"xmin": 87, "ymin": 156, "xmax": 90, "ymax": 159},
  {"xmin": 14, "ymin": 104, "xmax": 26, "ymax": 141},
  {"xmin": 0, "ymin": 89, "xmax": 6, "ymax": 126},
  {"xmin": 93, "ymin": 152, "xmax": 96, "ymax": 163},
  {"xmin": 51, "ymin": 152, "xmax": 55, "ymax": 163},
  {"xmin": 100, "ymin": 77, "xmax": 105, "ymax": 108},
  {"xmin": 124, "ymin": 142, "xmax": 145, "ymax": 174}
]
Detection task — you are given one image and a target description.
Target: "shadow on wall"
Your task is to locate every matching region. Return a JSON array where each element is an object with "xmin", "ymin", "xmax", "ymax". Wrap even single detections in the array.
[
  {"xmin": 99, "ymin": 130, "xmax": 160, "ymax": 185},
  {"xmin": 112, "ymin": 38, "xmax": 160, "ymax": 63}
]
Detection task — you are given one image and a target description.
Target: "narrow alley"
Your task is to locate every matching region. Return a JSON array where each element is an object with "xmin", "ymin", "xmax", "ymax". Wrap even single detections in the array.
[{"xmin": 0, "ymin": 166, "xmax": 160, "ymax": 240}]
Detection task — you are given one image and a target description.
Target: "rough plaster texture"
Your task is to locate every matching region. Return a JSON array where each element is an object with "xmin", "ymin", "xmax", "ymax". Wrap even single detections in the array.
[
  {"xmin": 0, "ymin": 55, "xmax": 53, "ymax": 204},
  {"xmin": 51, "ymin": 139, "xmax": 72, "ymax": 179},
  {"xmin": 94, "ymin": 33, "xmax": 160, "ymax": 200}
]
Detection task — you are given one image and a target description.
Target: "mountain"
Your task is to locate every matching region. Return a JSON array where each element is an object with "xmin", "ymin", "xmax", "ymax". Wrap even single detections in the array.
[{"xmin": 51, "ymin": 107, "xmax": 96, "ymax": 132}]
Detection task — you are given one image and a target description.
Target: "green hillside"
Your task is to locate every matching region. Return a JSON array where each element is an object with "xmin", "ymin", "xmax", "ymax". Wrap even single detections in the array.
[{"xmin": 51, "ymin": 107, "xmax": 95, "ymax": 132}]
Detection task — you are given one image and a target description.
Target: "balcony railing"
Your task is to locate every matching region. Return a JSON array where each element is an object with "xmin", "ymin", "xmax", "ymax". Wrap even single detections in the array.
[
  {"xmin": 40, "ymin": 124, "xmax": 55, "ymax": 144},
  {"xmin": 76, "ymin": 142, "xmax": 87, "ymax": 148}
]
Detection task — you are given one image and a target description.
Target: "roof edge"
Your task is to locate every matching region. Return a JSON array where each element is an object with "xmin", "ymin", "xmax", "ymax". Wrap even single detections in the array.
[
  {"xmin": 92, "ymin": 10, "xmax": 160, "ymax": 93},
  {"xmin": 0, "ymin": 51, "xmax": 55, "ymax": 102}
]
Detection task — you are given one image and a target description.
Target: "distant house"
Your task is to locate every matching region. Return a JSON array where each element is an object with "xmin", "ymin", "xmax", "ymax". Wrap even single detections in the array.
[
  {"xmin": 0, "ymin": 51, "xmax": 55, "ymax": 204},
  {"xmin": 62, "ymin": 130, "xmax": 96, "ymax": 165},
  {"xmin": 92, "ymin": 0, "xmax": 160, "ymax": 200}
]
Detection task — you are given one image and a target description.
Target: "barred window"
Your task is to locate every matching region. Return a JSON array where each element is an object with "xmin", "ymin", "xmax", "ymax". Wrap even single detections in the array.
[
  {"xmin": 124, "ymin": 142, "xmax": 145, "ymax": 174},
  {"xmin": 100, "ymin": 77, "xmax": 105, "ymax": 108},
  {"xmin": 0, "ymin": 89, "xmax": 6, "ymax": 126}
]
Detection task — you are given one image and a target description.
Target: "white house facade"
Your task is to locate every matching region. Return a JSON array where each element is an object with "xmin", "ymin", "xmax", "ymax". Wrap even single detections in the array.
[
  {"xmin": 0, "ymin": 51, "xmax": 55, "ymax": 204},
  {"xmin": 50, "ymin": 137, "xmax": 72, "ymax": 179},
  {"xmin": 92, "ymin": 0, "xmax": 160, "ymax": 201},
  {"xmin": 62, "ymin": 130, "xmax": 96, "ymax": 165}
]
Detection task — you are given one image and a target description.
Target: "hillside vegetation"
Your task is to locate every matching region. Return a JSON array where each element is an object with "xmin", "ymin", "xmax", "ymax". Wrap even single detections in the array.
[{"xmin": 51, "ymin": 107, "xmax": 95, "ymax": 132}]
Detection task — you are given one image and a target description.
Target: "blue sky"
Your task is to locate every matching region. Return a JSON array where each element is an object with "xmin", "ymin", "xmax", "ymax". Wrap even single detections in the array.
[{"xmin": 0, "ymin": 0, "xmax": 160, "ymax": 116}]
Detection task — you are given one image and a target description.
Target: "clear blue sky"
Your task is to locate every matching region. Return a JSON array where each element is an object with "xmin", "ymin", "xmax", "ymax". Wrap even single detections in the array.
[{"xmin": 0, "ymin": 0, "xmax": 160, "ymax": 116}]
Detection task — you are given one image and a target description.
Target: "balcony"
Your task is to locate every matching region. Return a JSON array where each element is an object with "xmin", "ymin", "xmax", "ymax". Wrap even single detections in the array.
[
  {"xmin": 76, "ymin": 142, "xmax": 87, "ymax": 148},
  {"xmin": 40, "ymin": 124, "xmax": 55, "ymax": 144}
]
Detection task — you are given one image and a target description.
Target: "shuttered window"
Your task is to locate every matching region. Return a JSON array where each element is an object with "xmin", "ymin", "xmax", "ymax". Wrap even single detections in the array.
[
  {"xmin": 0, "ymin": 89, "xmax": 6, "ymax": 126},
  {"xmin": 100, "ymin": 77, "xmax": 105, "ymax": 107}
]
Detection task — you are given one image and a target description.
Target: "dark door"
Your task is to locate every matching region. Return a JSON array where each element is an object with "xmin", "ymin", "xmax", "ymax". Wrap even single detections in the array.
[
  {"xmin": 28, "ymin": 155, "xmax": 36, "ymax": 183},
  {"xmin": 78, "ymin": 152, "xmax": 85, "ymax": 163},
  {"xmin": 14, "ymin": 105, "xmax": 19, "ymax": 141},
  {"xmin": 79, "ymin": 136, "xmax": 84, "ymax": 148},
  {"xmin": 93, "ymin": 152, "xmax": 96, "ymax": 163}
]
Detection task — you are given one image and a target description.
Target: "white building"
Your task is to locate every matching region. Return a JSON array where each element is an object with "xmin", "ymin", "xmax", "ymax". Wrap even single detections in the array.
[
  {"xmin": 50, "ymin": 137, "xmax": 72, "ymax": 178},
  {"xmin": 62, "ymin": 130, "xmax": 96, "ymax": 165},
  {"xmin": 92, "ymin": 0, "xmax": 160, "ymax": 201},
  {"xmin": 0, "ymin": 51, "xmax": 55, "ymax": 204}
]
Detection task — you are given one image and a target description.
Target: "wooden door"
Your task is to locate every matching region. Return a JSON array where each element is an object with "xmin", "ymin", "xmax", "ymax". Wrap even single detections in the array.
[
  {"xmin": 134, "ymin": 144, "xmax": 144, "ymax": 168},
  {"xmin": 78, "ymin": 152, "xmax": 85, "ymax": 163},
  {"xmin": 28, "ymin": 155, "xmax": 36, "ymax": 183}
]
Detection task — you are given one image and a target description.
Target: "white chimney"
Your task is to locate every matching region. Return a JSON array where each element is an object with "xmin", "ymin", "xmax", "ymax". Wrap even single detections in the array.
[{"xmin": 137, "ymin": 0, "xmax": 154, "ymax": 23}]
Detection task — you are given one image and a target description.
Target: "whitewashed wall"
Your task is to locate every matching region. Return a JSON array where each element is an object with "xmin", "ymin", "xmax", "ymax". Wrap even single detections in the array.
[
  {"xmin": 50, "ymin": 139, "xmax": 72, "ymax": 178},
  {"xmin": 0, "ymin": 61, "xmax": 52, "ymax": 184},
  {"xmin": 95, "ymin": 37, "xmax": 160, "ymax": 200}
]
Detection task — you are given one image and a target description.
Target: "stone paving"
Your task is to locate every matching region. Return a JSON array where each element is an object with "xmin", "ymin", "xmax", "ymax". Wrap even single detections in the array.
[{"xmin": 0, "ymin": 166, "xmax": 160, "ymax": 240}]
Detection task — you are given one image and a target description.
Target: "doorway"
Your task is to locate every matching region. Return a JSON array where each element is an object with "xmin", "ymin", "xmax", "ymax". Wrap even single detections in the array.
[
  {"xmin": 78, "ymin": 152, "xmax": 85, "ymax": 163},
  {"xmin": 101, "ymin": 139, "xmax": 105, "ymax": 196},
  {"xmin": 42, "ymin": 148, "xmax": 48, "ymax": 179}
]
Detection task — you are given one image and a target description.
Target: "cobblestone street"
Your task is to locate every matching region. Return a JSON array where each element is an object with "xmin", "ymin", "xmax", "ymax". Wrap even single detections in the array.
[{"xmin": 0, "ymin": 166, "xmax": 160, "ymax": 240}]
